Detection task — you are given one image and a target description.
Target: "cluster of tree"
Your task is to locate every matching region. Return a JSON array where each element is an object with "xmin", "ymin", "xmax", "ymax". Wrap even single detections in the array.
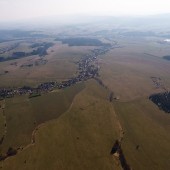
[
  {"xmin": 110, "ymin": 140, "xmax": 131, "ymax": 170},
  {"xmin": 0, "ymin": 42, "xmax": 54, "ymax": 62},
  {"xmin": 0, "ymin": 70, "xmax": 9, "ymax": 76},
  {"xmin": 30, "ymin": 42, "xmax": 53, "ymax": 48},
  {"xmin": 0, "ymin": 30, "xmax": 49, "ymax": 42},
  {"xmin": 121, "ymin": 31, "xmax": 155, "ymax": 37},
  {"xmin": 0, "ymin": 147, "xmax": 17, "ymax": 161},
  {"xmin": 0, "ymin": 52, "xmax": 27, "ymax": 62},
  {"xmin": 163, "ymin": 55, "xmax": 170, "ymax": 60},
  {"xmin": 30, "ymin": 42, "xmax": 54, "ymax": 56},
  {"xmin": 94, "ymin": 77, "xmax": 108, "ymax": 89},
  {"xmin": 149, "ymin": 92, "xmax": 170, "ymax": 113},
  {"xmin": 29, "ymin": 93, "xmax": 41, "ymax": 98},
  {"xmin": 110, "ymin": 140, "xmax": 120, "ymax": 154},
  {"xmin": 20, "ymin": 63, "xmax": 33, "ymax": 68},
  {"xmin": 0, "ymin": 136, "xmax": 4, "ymax": 145},
  {"xmin": 30, "ymin": 47, "xmax": 47, "ymax": 56},
  {"xmin": 109, "ymin": 92, "xmax": 113, "ymax": 102},
  {"xmin": 0, "ymin": 43, "xmax": 19, "ymax": 55},
  {"xmin": 55, "ymin": 37, "xmax": 110, "ymax": 46},
  {"xmin": 119, "ymin": 147, "xmax": 131, "ymax": 170}
]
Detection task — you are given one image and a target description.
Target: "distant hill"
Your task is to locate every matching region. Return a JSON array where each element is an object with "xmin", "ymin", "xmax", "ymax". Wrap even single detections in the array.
[{"xmin": 1, "ymin": 14, "xmax": 170, "ymax": 30}]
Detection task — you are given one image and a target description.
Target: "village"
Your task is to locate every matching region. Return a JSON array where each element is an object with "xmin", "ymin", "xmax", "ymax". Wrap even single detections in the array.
[{"xmin": 0, "ymin": 44, "xmax": 112, "ymax": 99}]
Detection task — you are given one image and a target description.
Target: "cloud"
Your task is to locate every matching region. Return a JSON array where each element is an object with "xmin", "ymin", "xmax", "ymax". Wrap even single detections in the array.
[{"xmin": 0, "ymin": 0, "xmax": 170, "ymax": 21}]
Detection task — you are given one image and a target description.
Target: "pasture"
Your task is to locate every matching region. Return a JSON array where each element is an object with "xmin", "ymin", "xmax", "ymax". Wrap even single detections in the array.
[
  {"xmin": 0, "ymin": 41, "xmax": 95, "ymax": 87},
  {"xmin": 114, "ymin": 98, "xmax": 170, "ymax": 170},
  {"xmin": 0, "ymin": 83, "xmax": 84, "ymax": 156},
  {"xmin": 1, "ymin": 28, "xmax": 170, "ymax": 170},
  {"xmin": 99, "ymin": 37, "xmax": 170, "ymax": 100},
  {"xmin": 0, "ymin": 80, "xmax": 122, "ymax": 170}
]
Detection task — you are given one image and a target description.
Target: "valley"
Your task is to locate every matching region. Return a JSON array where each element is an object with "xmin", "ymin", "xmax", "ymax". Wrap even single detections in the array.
[{"xmin": 0, "ymin": 22, "xmax": 170, "ymax": 170}]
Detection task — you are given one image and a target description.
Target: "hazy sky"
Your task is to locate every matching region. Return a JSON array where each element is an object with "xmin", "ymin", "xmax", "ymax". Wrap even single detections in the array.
[{"xmin": 0, "ymin": 0, "xmax": 170, "ymax": 21}]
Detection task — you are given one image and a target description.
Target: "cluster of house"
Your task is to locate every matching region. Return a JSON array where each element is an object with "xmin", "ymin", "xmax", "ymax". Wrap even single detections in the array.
[
  {"xmin": 151, "ymin": 77, "xmax": 163, "ymax": 89},
  {"xmin": 150, "ymin": 76, "xmax": 168, "ymax": 91},
  {"xmin": 0, "ymin": 45, "xmax": 112, "ymax": 99},
  {"xmin": 0, "ymin": 82, "xmax": 55, "ymax": 99}
]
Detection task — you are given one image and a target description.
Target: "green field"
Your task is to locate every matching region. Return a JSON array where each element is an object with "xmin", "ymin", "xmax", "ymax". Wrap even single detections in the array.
[
  {"xmin": 0, "ymin": 80, "xmax": 122, "ymax": 170},
  {"xmin": 99, "ymin": 38, "xmax": 170, "ymax": 100},
  {"xmin": 114, "ymin": 99, "xmax": 170, "ymax": 170},
  {"xmin": 0, "ymin": 83, "xmax": 84, "ymax": 155},
  {"xmin": 98, "ymin": 37, "xmax": 170, "ymax": 169},
  {"xmin": 0, "ymin": 41, "xmax": 94, "ymax": 87}
]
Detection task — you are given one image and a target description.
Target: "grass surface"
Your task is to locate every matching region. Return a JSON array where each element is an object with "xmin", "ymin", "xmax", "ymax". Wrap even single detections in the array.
[
  {"xmin": 114, "ymin": 99, "xmax": 170, "ymax": 170},
  {"xmin": 0, "ymin": 83, "xmax": 84, "ymax": 154},
  {"xmin": 0, "ymin": 43, "xmax": 94, "ymax": 87},
  {"xmin": 1, "ymin": 33, "xmax": 170, "ymax": 170},
  {"xmin": 0, "ymin": 80, "xmax": 121, "ymax": 170},
  {"xmin": 99, "ymin": 40, "xmax": 170, "ymax": 100}
]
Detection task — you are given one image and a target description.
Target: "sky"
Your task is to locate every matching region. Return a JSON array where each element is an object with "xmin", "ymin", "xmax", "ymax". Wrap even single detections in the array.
[{"xmin": 0, "ymin": 0, "xmax": 170, "ymax": 21}]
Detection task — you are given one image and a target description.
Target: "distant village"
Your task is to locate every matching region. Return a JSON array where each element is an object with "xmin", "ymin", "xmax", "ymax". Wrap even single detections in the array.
[{"xmin": 0, "ymin": 45, "xmax": 113, "ymax": 99}]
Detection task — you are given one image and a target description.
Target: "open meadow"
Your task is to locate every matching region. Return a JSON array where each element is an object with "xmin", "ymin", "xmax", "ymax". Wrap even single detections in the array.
[
  {"xmin": 0, "ymin": 24, "xmax": 170, "ymax": 170},
  {"xmin": 0, "ymin": 80, "xmax": 123, "ymax": 170},
  {"xmin": 0, "ymin": 40, "xmax": 95, "ymax": 87}
]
